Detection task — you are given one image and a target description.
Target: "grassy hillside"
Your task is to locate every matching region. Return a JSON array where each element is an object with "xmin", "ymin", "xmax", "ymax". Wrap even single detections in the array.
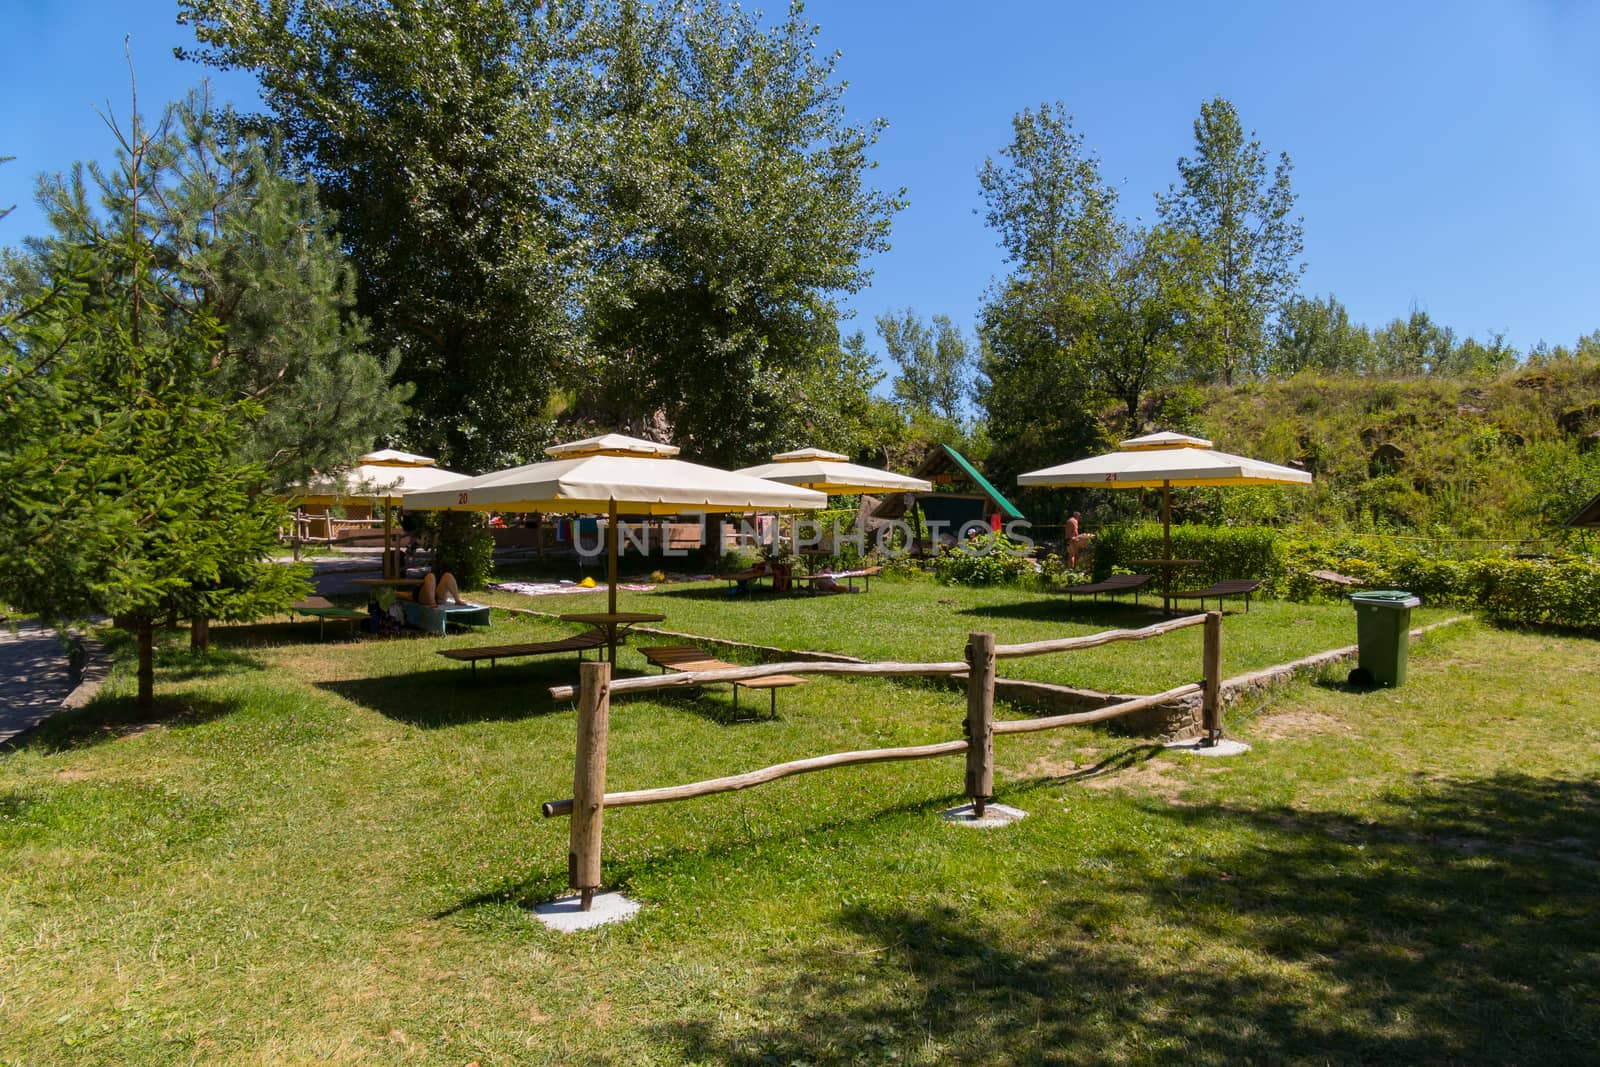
[{"xmin": 1173, "ymin": 356, "xmax": 1600, "ymax": 537}]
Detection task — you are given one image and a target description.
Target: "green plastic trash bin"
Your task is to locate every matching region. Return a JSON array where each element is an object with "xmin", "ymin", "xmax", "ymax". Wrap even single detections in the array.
[{"xmin": 1349, "ymin": 590, "xmax": 1421, "ymax": 687}]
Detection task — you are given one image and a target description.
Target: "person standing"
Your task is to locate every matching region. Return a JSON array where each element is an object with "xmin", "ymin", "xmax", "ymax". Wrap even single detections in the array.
[{"xmin": 1065, "ymin": 512, "xmax": 1083, "ymax": 568}]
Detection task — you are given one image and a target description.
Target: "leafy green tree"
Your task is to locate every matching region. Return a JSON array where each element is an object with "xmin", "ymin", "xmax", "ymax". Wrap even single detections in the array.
[
  {"xmin": 1436, "ymin": 330, "xmax": 1518, "ymax": 377},
  {"xmin": 1074, "ymin": 224, "xmax": 1209, "ymax": 427},
  {"xmin": 23, "ymin": 87, "xmax": 407, "ymax": 491},
  {"xmin": 1371, "ymin": 308, "xmax": 1456, "ymax": 376},
  {"xmin": 0, "ymin": 101, "xmax": 306, "ymax": 710},
  {"xmin": 975, "ymin": 103, "xmax": 1120, "ymax": 497},
  {"xmin": 1157, "ymin": 97, "xmax": 1304, "ymax": 384},
  {"xmin": 876, "ymin": 309, "xmax": 975, "ymax": 424},
  {"xmin": 976, "ymin": 280, "xmax": 1107, "ymax": 519},
  {"xmin": 575, "ymin": 2, "xmax": 900, "ymax": 464},
  {"xmin": 181, "ymin": 0, "xmax": 899, "ymax": 468},
  {"xmin": 181, "ymin": 0, "xmax": 597, "ymax": 470},
  {"xmin": 784, "ymin": 329, "xmax": 901, "ymax": 459},
  {"xmin": 1267, "ymin": 293, "xmax": 1373, "ymax": 376}
]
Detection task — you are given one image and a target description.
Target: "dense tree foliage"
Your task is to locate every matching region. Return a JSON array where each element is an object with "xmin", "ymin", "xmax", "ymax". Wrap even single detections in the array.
[
  {"xmin": 0, "ymin": 102, "xmax": 306, "ymax": 710},
  {"xmin": 1156, "ymin": 96, "xmax": 1304, "ymax": 385},
  {"xmin": 17, "ymin": 88, "xmax": 407, "ymax": 491},
  {"xmin": 876, "ymin": 308, "xmax": 974, "ymax": 425},
  {"xmin": 974, "ymin": 104, "xmax": 1120, "ymax": 506},
  {"xmin": 180, "ymin": 0, "xmax": 900, "ymax": 468}
]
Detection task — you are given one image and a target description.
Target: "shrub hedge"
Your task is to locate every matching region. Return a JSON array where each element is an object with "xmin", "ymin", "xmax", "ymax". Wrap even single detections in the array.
[
  {"xmin": 1090, "ymin": 523, "xmax": 1282, "ymax": 587},
  {"xmin": 1082, "ymin": 521, "xmax": 1599, "ymax": 629}
]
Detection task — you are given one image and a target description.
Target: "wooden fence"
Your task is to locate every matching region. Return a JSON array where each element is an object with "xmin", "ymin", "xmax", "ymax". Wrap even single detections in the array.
[{"xmin": 543, "ymin": 612, "xmax": 1222, "ymax": 911}]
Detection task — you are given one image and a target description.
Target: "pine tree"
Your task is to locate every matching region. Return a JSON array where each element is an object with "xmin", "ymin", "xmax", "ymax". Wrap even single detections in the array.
[
  {"xmin": 0, "ymin": 90, "xmax": 306, "ymax": 711},
  {"xmin": 25, "ymin": 85, "xmax": 408, "ymax": 492}
]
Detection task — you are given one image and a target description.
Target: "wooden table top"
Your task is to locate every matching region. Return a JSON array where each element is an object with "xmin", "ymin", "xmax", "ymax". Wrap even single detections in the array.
[{"xmin": 558, "ymin": 611, "xmax": 667, "ymax": 625}]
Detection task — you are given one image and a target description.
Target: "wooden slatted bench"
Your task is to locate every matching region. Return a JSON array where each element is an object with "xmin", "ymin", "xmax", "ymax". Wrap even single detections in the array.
[
  {"xmin": 1168, "ymin": 578, "xmax": 1266, "ymax": 612},
  {"xmin": 640, "ymin": 644, "xmax": 805, "ymax": 718},
  {"xmin": 438, "ymin": 630, "xmax": 609, "ymax": 675},
  {"xmin": 1058, "ymin": 573, "xmax": 1154, "ymax": 603},
  {"xmin": 1309, "ymin": 569, "xmax": 1363, "ymax": 589}
]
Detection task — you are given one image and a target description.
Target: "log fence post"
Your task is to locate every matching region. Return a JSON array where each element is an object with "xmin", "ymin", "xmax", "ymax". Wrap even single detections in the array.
[
  {"xmin": 1201, "ymin": 611, "xmax": 1222, "ymax": 745},
  {"xmin": 964, "ymin": 632, "xmax": 996, "ymax": 816},
  {"xmin": 570, "ymin": 660, "xmax": 612, "ymax": 910}
]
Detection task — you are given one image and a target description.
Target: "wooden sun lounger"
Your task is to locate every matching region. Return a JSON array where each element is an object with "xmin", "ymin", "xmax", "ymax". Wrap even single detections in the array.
[
  {"xmin": 1309, "ymin": 569, "xmax": 1363, "ymax": 588},
  {"xmin": 438, "ymin": 629, "xmax": 609, "ymax": 675},
  {"xmin": 724, "ymin": 563, "xmax": 794, "ymax": 594},
  {"xmin": 292, "ymin": 596, "xmax": 367, "ymax": 638},
  {"xmin": 1058, "ymin": 573, "xmax": 1154, "ymax": 603},
  {"xmin": 791, "ymin": 565, "xmax": 884, "ymax": 594},
  {"xmin": 1168, "ymin": 578, "xmax": 1266, "ymax": 612},
  {"xmin": 639, "ymin": 644, "xmax": 804, "ymax": 718}
]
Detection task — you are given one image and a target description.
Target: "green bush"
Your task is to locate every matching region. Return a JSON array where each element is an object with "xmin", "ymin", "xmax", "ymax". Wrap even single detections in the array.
[
  {"xmin": 1091, "ymin": 524, "xmax": 1283, "ymax": 587},
  {"xmin": 718, "ymin": 545, "xmax": 763, "ymax": 575},
  {"xmin": 1278, "ymin": 534, "xmax": 1600, "ymax": 630},
  {"xmin": 420, "ymin": 512, "xmax": 495, "ymax": 590},
  {"xmin": 932, "ymin": 532, "xmax": 1040, "ymax": 587}
]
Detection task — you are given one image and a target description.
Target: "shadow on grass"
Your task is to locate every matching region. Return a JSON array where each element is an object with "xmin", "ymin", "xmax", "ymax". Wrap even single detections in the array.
[
  {"xmin": 956, "ymin": 597, "xmax": 1168, "ymax": 626},
  {"xmin": 208, "ymin": 619, "xmax": 370, "ymax": 649},
  {"xmin": 153, "ymin": 644, "xmax": 270, "ymax": 681},
  {"xmin": 649, "ymin": 772, "xmax": 1600, "ymax": 1065},
  {"xmin": 316, "ymin": 660, "xmax": 579, "ymax": 728},
  {"xmin": 7, "ymin": 692, "xmax": 243, "ymax": 753},
  {"xmin": 646, "ymin": 584, "xmax": 777, "ymax": 604},
  {"xmin": 433, "ymin": 790, "xmax": 969, "ymax": 920}
]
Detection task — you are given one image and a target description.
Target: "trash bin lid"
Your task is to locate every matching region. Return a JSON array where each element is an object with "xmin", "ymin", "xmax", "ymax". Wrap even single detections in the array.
[{"xmin": 1350, "ymin": 590, "xmax": 1421, "ymax": 608}]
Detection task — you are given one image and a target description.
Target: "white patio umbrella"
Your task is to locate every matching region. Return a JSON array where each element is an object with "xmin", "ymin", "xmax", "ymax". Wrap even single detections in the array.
[
  {"xmin": 291, "ymin": 449, "xmax": 468, "ymax": 575},
  {"xmin": 734, "ymin": 448, "xmax": 932, "ymax": 555},
  {"xmin": 1017, "ymin": 431, "xmax": 1312, "ymax": 560},
  {"xmin": 404, "ymin": 433, "xmax": 827, "ymax": 614},
  {"xmin": 734, "ymin": 447, "xmax": 933, "ymax": 495}
]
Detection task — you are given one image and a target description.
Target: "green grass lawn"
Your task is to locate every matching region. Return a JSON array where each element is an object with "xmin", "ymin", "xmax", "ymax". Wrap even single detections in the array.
[
  {"xmin": 475, "ymin": 574, "xmax": 1462, "ymax": 694},
  {"xmin": 1, "ymin": 579, "xmax": 1595, "ymax": 1064}
]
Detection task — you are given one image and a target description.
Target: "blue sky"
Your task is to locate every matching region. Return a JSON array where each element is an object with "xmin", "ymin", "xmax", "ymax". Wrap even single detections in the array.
[{"xmin": 4, "ymin": 1, "xmax": 1597, "ymax": 357}]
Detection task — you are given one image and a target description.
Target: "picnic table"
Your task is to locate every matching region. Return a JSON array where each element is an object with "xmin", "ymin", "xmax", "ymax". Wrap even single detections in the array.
[{"xmin": 558, "ymin": 611, "xmax": 667, "ymax": 665}]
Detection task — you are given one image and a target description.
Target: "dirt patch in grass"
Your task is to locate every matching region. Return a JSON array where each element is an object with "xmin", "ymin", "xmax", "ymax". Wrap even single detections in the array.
[
  {"xmin": 1252, "ymin": 707, "xmax": 1353, "ymax": 740},
  {"xmin": 1077, "ymin": 758, "xmax": 1193, "ymax": 802}
]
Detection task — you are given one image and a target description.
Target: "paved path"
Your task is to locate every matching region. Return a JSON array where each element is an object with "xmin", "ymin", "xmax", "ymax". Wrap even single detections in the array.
[{"xmin": 0, "ymin": 621, "xmax": 76, "ymax": 744}]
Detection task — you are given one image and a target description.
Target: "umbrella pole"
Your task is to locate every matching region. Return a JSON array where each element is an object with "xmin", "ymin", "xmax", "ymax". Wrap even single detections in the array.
[
  {"xmin": 1162, "ymin": 481, "xmax": 1173, "ymax": 612},
  {"xmin": 607, "ymin": 499, "xmax": 620, "ymax": 666},
  {"xmin": 607, "ymin": 500, "xmax": 619, "ymax": 617},
  {"xmin": 1162, "ymin": 481, "xmax": 1172, "ymax": 562},
  {"xmin": 383, "ymin": 501, "xmax": 395, "ymax": 578}
]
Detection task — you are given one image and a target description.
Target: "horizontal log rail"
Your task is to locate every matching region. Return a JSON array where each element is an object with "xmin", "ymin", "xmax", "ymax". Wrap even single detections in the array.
[
  {"xmin": 549, "ymin": 659, "xmax": 968, "ymax": 701},
  {"xmin": 990, "ymin": 683, "xmax": 1201, "ymax": 735},
  {"xmin": 552, "ymin": 614, "xmax": 1226, "ymax": 912},
  {"xmin": 542, "ymin": 738, "xmax": 970, "ymax": 818},
  {"xmin": 993, "ymin": 614, "xmax": 1205, "ymax": 659},
  {"xmin": 542, "ymin": 682, "xmax": 1204, "ymax": 819}
]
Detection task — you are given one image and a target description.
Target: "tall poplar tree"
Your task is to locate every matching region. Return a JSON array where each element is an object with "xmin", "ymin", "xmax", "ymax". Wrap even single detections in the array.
[
  {"xmin": 877, "ymin": 309, "xmax": 974, "ymax": 425},
  {"xmin": 975, "ymin": 103, "xmax": 1119, "ymax": 493},
  {"xmin": 1157, "ymin": 97, "xmax": 1304, "ymax": 385}
]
